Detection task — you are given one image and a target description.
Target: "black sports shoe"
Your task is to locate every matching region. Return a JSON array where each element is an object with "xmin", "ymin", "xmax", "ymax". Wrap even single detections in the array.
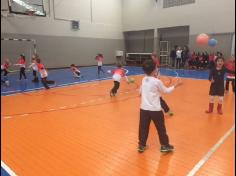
[
  {"xmin": 160, "ymin": 145, "xmax": 174, "ymax": 153},
  {"xmin": 137, "ymin": 145, "xmax": 146, "ymax": 153},
  {"xmin": 110, "ymin": 91, "xmax": 114, "ymax": 97}
]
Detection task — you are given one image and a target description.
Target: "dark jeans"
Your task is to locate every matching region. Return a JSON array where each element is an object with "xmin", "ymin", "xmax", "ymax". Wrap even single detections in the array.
[
  {"xmin": 1, "ymin": 69, "xmax": 8, "ymax": 76},
  {"xmin": 139, "ymin": 109, "xmax": 169, "ymax": 147},
  {"xmin": 41, "ymin": 77, "xmax": 55, "ymax": 89},
  {"xmin": 225, "ymin": 78, "xmax": 235, "ymax": 92},
  {"xmin": 20, "ymin": 67, "xmax": 26, "ymax": 80},
  {"xmin": 160, "ymin": 97, "xmax": 170, "ymax": 113},
  {"xmin": 171, "ymin": 58, "xmax": 175, "ymax": 67},
  {"xmin": 111, "ymin": 81, "xmax": 120, "ymax": 94},
  {"xmin": 32, "ymin": 70, "xmax": 39, "ymax": 81},
  {"xmin": 176, "ymin": 58, "xmax": 181, "ymax": 68},
  {"xmin": 98, "ymin": 66, "xmax": 105, "ymax": 76}
]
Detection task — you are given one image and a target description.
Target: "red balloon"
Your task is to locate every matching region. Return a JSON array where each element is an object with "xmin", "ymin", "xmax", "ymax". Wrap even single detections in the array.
[{"xmin": 196, "ymin": 33, "xmax": 209, "ymax": 46}]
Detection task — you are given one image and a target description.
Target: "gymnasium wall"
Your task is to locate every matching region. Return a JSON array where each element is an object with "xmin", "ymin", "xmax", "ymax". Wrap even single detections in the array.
[
  {"xmin": 1, "ymin": 0, "xmax": 124, "ymax": 67},
  {"xmin": 124, "ymin": 30, "xmax": 154, "ymax": 53},
  {"xmin": 122, "ymin": 0, "xmax": 235, "ymax": 58}
]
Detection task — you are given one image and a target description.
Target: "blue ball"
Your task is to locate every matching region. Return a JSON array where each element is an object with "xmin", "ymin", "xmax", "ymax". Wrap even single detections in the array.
[{"xmin": 208, "ymin": 38, "xmax": 218, "ymax": 47}]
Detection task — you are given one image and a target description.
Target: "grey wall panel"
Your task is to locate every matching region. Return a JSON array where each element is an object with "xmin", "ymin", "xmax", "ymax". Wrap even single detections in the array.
[
  {"xmin": 1, "ymin": 33, "xmax": 125, "ymax": 68},
  {"xmin": 158, "ymin": 26, "xmax": 190, "ymax": 50},
  {"xmin": 124, "ymin": 29, "xmax": 154, "ymax": 53}
]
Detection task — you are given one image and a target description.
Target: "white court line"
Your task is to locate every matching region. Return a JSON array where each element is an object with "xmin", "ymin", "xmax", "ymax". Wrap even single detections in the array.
[
  {"xmin": 186, "ymin": 124, "xmax": 235, "ymax": 176},
  {"xmin": 1, "ymin": 69, "xmax": 208, "ymax": 97},
  {"xmin": 1, "ymin": 160, "xmax": 17, "ymax": 176}
]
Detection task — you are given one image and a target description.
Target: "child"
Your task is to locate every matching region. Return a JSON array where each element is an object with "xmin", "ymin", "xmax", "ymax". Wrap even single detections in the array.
[
  {"xmin": 225, "ymin": 56, "xmax": 235, "ymax": 93},
  {"xmin": 70, "ymin": 64, "xmax": 81, "ymax": 78},
  {"xmin": 206, "ymin": 57, "xmax": 235, "ymax": 114},
  {"xmin": 28, "ymin": 55, "xmax": 39, "ymax": 82},
  {"xmin": 14, "ymin": 54, "xmax": 27, "ymax": 80},
  {"xmin": 1, "ymin": 58, "xmax": 11, "ymax": 86},
  {"xmin": 1, "ymin": 58, "xmax": 10, "ymax": 76},
  {"xmin": 138, "ymin": 60, "xmax": 181, "ymax": 153},
  {"xmin": 110, "ymin": 64, "xmax": 128, "ymax": 97},
  {"xmin": 36, "ymin": 58, "xmax": 55, "ymax": 89},
  {"xmin": 95, "ymin": 53, "xmax": 105, "ymax": 77}
]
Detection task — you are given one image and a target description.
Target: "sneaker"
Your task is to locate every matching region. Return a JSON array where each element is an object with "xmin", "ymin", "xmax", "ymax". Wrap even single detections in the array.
[
  {"xmin": 167, "ymin": 110, "xmax": 174, "ymax": 116},
  {"xmin": 137, "ymin": 145, "xmax": 146, "ymax": 153},
  {"xmin": 160, "ymin": 145, "xmax": 174, "ymax": 153},
  {"xmin": 110, "ymin": 91, "xmax": 114, "ymax": 97}
]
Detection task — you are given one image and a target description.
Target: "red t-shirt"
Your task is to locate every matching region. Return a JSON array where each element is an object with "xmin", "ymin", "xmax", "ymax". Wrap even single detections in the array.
[{"xmin": 112, "ymin": 68, "xmax": 125, "ymax": 77}]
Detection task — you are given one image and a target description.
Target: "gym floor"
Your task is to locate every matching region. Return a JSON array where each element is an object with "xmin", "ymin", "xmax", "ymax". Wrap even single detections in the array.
[{"xmin": 1, "ymin": 66, "xmax": 235, "ymax": 176}]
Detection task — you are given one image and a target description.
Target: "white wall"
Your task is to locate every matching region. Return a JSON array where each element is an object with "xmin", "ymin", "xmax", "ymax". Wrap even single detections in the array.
[
  {"xmin": 122, "ymin": 0, "xmax": 235, "ymax": 34},
  {"xmin": 1, "ymin": 0, "xmax": 123, "ymax": 39}
]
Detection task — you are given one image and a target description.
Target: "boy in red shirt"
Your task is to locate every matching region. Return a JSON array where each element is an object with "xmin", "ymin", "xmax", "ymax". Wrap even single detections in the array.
[
  {"xmin": 70, "ymin": 64, "xmax": 81, "ymax": 78},
  {"xmin": 14, "ymin": 54, "xmax": 27, "ymax": 80},
  {"xmin": 36, "ymin": 58, "xmax": 55, "ymax": 89},
  {"xmin": 110, "ymin": 64, "xmax": 129, "ymax": 96}
]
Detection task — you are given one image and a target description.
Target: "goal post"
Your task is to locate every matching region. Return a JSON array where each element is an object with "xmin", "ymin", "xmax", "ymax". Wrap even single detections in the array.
[{"xmin": 1, "ymin": 38, "xmax": 37, "ymax": 72}]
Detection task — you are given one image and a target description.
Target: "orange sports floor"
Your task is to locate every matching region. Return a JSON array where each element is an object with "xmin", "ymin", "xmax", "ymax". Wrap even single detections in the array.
[{"xmin": 1, "ymin": 75, "xmax": 235, "ymax": 176}]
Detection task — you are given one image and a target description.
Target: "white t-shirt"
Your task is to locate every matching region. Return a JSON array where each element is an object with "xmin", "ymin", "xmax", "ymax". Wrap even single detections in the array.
[
  {"xmin": 39, "ymin": 69, "xmax": 48, "ymax": 78},
  {"xmin": 112, "ymin": 74, "xmax": 122, "ymax": 82},
  {"xmin": 29, "ymin": 63, "xmax": 38, "ymax": 71},
  {"xmin": 176, "ymin": 50, "xmax": 182, "ymax": 59},
  {"xmin": 140, "ymin": 76, "xmax": 174, "ymax": 111},
  {"xmin": 97, "ymin": 61, "xmax": 103, "ymax": 66}
]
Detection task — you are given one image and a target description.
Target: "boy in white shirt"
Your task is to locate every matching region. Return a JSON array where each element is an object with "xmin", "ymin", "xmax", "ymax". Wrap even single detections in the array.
[
  {"xmin": 138, "ymin": 60, "xmax": 181, "ymax": 153},
  {"xmin": 28, "ymin": 55, "xmax": 39, "ymax": 82}
]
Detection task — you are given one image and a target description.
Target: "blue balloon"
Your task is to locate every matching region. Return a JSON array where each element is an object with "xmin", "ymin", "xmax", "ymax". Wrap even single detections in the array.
[{"xmin": 208, "ymin": 38, "xmax": 218, "ymax": 47}]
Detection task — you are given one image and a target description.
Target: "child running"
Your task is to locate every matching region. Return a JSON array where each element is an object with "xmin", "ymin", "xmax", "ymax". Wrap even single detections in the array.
[
  {"xmin": 110, "ymin": 64, "xmax": 129, "ymax": 97},
  {"xmin": 28, "ymin": 55, "xmax": 39, "ymax": 82},
  {"xmin": 95, "ymin": 53, "xmax": 105, "ymax": 77},
  {"xmin": 14, "ymin": 54, "xmax": 27, "ymax": 80},
  {"xmin": 151, "ymin": 53, "xmax": 174, "ymax": 116},
  {"xmin": 36, "ymin": 58, "xmax": 55, "ymax": 89},
  {"xmin": 1, "ymin": 58, "xmax": 10, "ymax": 77},
  {"xmin": 70, "ymin": 64, "xmax": 81, "ymax": 78},
  {"xmin": 206, "ymin": 56, "xmax": 235, "ymax": 114},
  {"xmin": 1, "ymin": 58, "xmax": 11, "ymax": 86},
  {"xmin": 225, "ymin": 56, "xmax": 235, "ymax": 94},
  {"xmin": 138, "ymin": 60, "xmax": 182, "ymax": 153}
]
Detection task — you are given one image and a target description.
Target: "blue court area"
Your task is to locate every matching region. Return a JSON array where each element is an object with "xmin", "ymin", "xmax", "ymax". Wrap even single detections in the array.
[
  {"xmin": 1, "ymin": 66, "xmax": 209, "ymax": 96},
  {"xmin": 1, "ymin": 167, "xmax": 10, "ymax": 176}
]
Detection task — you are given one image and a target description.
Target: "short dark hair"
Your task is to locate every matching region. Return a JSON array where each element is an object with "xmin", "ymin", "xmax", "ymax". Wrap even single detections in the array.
[
  {"xmin": 215, "ymin": 56, "xmax": 224, "ymax": 62},
  {"xmin": 71, "ymin": 64, "xmax": 75, "ymax": 67},
  {"xmin": 143, "ymin": 60, "xmax": 156, "ymax": 75},
  {"xmin": 36, "ymin": 58, "xmax": 41, "ymax": 63}
]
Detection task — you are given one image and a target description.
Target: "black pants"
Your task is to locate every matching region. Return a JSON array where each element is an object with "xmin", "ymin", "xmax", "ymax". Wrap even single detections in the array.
[
  {"xmin": 98, "ymin": 66, "xmax": 105, "ymax": 76},
  {"xmin": 139, "ymin": 109, "xmax": 169, "ymax": 147},
  {"xmin": 171, "ymin": 58, "xmax": 175, "ymax": 67},
  {"xmin": 32, "ymin": 70, "xmax": 39, "ymax": 82},
  {"xmin": 160, "ymin": 97, "xmax": 170, "ymax": 113},
  {"xmin": 111, "ymin": 81, "xmax": 120, "ymax": 94},
  {"xmin": 176, "ymin": 58, "xmax": 181, "ymax": 68},
  {"xmin": 41, "ymin": 77, "xmax": 55, "ymax": 89},
  {"xmin": 1, "ymin": 69, "xmax": 8, "ymax": 76},
  {"xmin": 225, "ymin": 78, "xmax": 235, "ymax": 92},
  {"xmin": 19, "ymin": 67, "xmax": 26, "ymax": 80}
]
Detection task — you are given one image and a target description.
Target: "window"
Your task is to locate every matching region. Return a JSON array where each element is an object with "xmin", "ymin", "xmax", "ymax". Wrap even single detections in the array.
[
  {"xmin": 8, "ymin": 0, "xmax": 46, "ymax": 16},
  {"xmin": 163, "ymin": 0, "xmax": 195, "ymax": 8}
]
